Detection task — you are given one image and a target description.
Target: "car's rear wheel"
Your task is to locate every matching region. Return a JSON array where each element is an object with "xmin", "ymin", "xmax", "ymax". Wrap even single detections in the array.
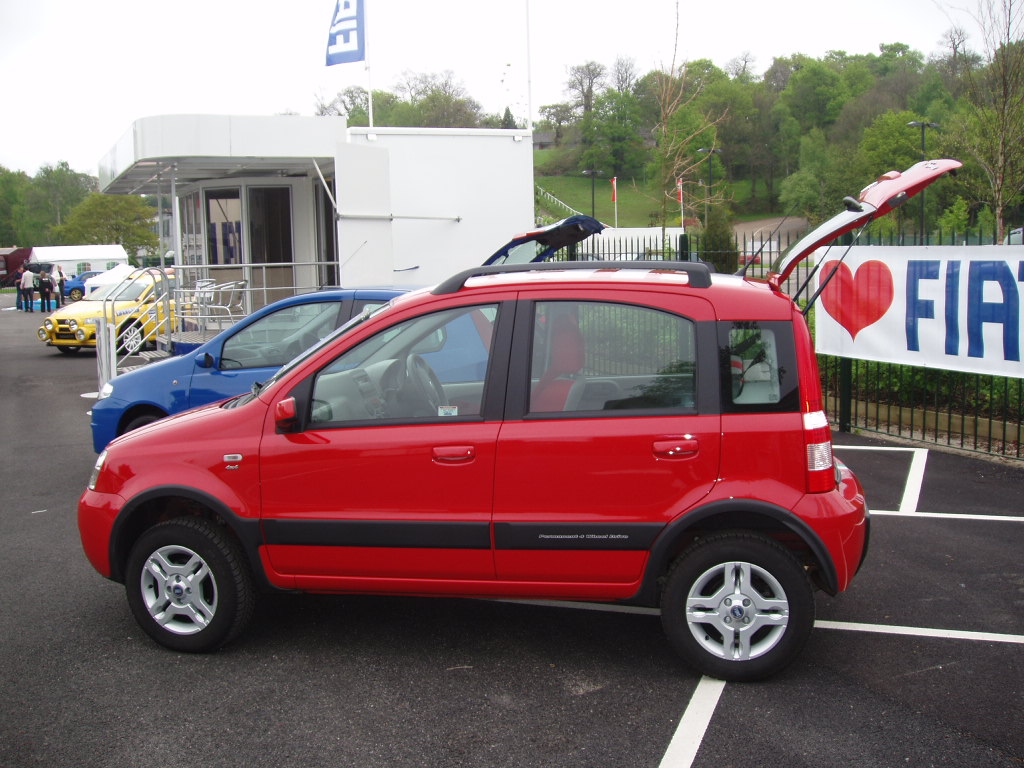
[
  {"xmin": 125, "ymin": 518, "xmax": 255, "ymax": 652},
  {"xmin": 660, "ymin": 532, "xmax": 813, "ymax": 682}
]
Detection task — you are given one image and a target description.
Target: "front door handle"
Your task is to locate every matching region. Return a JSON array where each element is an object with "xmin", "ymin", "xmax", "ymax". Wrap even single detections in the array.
[
  {"xmin": 432, "ymin": 445, "xmax": 476, "ymax": 464},
  {"xmin": 653, "ymin": 437, "xmax": 699, "ymax": 459}
]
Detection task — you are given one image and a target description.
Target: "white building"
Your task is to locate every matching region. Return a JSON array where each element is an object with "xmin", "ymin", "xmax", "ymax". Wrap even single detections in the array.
[{"xmin": 99, "ymin": 115, "xmax": 534, "ymax": 295}]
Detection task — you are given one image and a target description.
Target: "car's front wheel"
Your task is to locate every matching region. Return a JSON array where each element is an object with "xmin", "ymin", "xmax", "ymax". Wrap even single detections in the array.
[
  {"xmin": 660, "ymin": 532, "xmax": 814, "ymax": 682},
  {"xmin": 69, "ymin": 288, "xmax": 84, "ymax": 301},
  {"xmin": 124, "ymin": 518, "xmax": 255, "ymax": 652},
  {"xmin": 118, "ymin": 320, "xmax": 145, "ymax": 354},
  {"xmin": 122, "ymin": 412, "xmax": 165, "ymax": 435}
]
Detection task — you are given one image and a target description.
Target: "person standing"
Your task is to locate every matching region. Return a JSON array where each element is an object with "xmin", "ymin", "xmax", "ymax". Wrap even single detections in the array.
[
  {"xmin": 38, "ymin": 269, "xmax": 54, "ymax": 312},
  {"xmin": 54, "ymin": 265, "xmax": 67, "ymax": 307},
  {"xmin": 20, "ymin": 266, "xmax": 35, "ymax": 312},
  {"xmin": 13, "ymin": 265, "xmax": 24, "ymax": 311}
]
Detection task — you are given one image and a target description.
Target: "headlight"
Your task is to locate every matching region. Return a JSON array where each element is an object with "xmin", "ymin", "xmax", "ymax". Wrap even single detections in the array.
[
  {"xmin": 88, "ymin": 450, "xmax": 107, "ymax": 491},
  {"xmin": 68, "ymin": 319, "xmax": 79, "ymax": 331},
  {"xmin": 75, "ymin": 329, "xmax": 87, "ymax": 341},
  {"xmin": 97, "ymin": 382, "xmax": 114, "ymax": 400},
  {"xmin": 44, "ymin": 319, "xmax": 54, "ymax": 331},
  {"xmin": 37, "ymin": 328, "xmax": 49, "ymax": 340}
]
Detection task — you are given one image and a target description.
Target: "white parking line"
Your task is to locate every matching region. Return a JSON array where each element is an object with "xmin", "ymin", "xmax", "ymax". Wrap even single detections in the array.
[
  {"xmin": 871, "ymin": 510, "xmax": 1024, "ymax": 522},
  {"xmin": 658, "ymin": 676, "xmax": 726, "ymax": 768},
  {"xmin": 815, "ymin": 620, "xmax": 1024, "ymax": 644},
  {"xmin": 833, "ymin": 444, "xmax": 929, "ymax": 514}
]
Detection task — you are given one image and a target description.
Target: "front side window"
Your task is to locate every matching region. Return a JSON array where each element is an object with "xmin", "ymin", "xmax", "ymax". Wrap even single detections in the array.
[
  {"xmin": 220, "ymin": 302, "xmax": 342, "ymax": 370},
  {"xmin": 529, "ymin": 301, "xmax": 696, "ymax": 413},
  {"xmin": 311, "ymin": 305, "xmax": 498, "ymax": 425}
]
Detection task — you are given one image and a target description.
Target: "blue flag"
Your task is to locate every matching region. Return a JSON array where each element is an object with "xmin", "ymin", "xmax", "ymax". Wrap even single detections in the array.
[{"xmin": 326, "ymin": 0, "xmax": 366, "ymax": 66}]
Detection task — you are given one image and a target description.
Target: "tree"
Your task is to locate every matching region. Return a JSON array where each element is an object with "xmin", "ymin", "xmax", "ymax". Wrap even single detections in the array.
[
  {"xmin": 53, "ymin": 194, "xmax": 158, "ymax": 258},
  {"xmin": 500, "ymin": 107, "xmax": 517, "ymax": 129},
  {"xmin": 779, "ymin": 129, "xmax": 859, "ymax": 224},
  {"xmin": 857, "ymin": 110, "xmax": 926, "ymax": 177},
  {"xmin": 565, "ymin": 61, "xmax": 607, "ymax": 113},
  {"xmin": 645, "ymin": 2, "xmax": 727, "ymax": 231},
  {"xmin": 538, "ymin": 102, "xmax": 577, "ymax": 145},
  {"xmin": 702, "ymin": 205, "xmax": 739, "ymax": 273},
  {"xmin": 315, "ymin": 86, "xmax": 368, "ymax": 122},
  {"xmin": 25, "ymin": 161, "xmax": 95, "ymax": 238},
  {"xmin": 611, "ymin": 57, "xmax": 639, "ymax": 93},
  {"xmin": 0, "ymin": 166, "xmax": 32, "ymax": 245},
  {"xmin": 946, "ymin": 0, "xmax": 1024, "ymax": 240},
  {"xmin": 782, "ymin": 60, "xmax": 849, "ymax": 131},
  {"xmin": 578, "ymin": 90, "xmax": 648, "ymax": 177}
]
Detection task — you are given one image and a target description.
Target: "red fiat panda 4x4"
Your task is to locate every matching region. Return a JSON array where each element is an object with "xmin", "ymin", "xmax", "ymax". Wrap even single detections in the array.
[{"xmin": 79, "ymin": 160, "xmax": 959, "ymax": 681}]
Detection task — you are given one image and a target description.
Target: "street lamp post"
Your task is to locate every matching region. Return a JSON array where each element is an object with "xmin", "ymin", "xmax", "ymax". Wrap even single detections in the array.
[
  {"xmin": 907, "ymin": 120, "xmax": 939, "ymax": 243},
  {"xmin": 696, "ymin": 148, "xmax": 722, "ymax": 229},
  {"xmin": 582, "ymin": 169, "xmax": 603, "ymax": 218}
]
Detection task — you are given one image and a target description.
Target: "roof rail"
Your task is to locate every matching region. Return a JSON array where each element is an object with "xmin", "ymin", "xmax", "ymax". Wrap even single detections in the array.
[{"xmin": 432, "ymin": 260, "xmax": 713, "ymax": 295}]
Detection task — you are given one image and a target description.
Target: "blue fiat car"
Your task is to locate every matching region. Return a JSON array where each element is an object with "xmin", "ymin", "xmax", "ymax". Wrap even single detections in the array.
[{"xmin": 90, "ymin": 288, "xmax": 404, "ymax": 451}]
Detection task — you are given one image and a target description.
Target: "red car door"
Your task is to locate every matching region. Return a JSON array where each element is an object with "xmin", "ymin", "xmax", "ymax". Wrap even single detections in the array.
[
  {"xmin": 492, "ymin": 291, "xmax": 721, "ymax": 598},
  {"xmin": 258, "ymin": 303, "xmax": 504, "ymax": 592}
]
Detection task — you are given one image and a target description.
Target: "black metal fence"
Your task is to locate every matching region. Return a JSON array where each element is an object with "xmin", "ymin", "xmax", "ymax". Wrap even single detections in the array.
[{"xmin": 553, "ymin": 227, "xmax": 1023, "ymax": 461}]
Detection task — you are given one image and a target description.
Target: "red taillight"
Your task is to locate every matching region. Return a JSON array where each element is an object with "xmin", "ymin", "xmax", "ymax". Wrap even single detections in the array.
[{"xmin": 803, "ymin": 410, "xmax": 837, "ymax": 493}]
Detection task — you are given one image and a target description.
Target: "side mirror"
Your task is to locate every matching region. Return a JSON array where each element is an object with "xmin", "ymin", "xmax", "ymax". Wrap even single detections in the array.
[
  {"xmin": 275, "ymin": 397, "xmax": 298, "ymax": 433},
  {"xmin": 195, "ymin": 352, "xmax": 215, "ymax": 369}
]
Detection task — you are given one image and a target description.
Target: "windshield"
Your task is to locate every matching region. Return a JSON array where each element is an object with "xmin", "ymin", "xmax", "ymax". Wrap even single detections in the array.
[
  {"xmin": 83, "ymin": 278, "xmax": 159, "ymax": 302},
  {"xmin": 252, "ymin": 298, "xmax": 397, "ymax": 397}
]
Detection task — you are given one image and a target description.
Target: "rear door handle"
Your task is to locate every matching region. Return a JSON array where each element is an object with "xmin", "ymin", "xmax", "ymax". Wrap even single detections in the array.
[
  {"xmin": 432, "ymin": 445, "xmax": 476, "ymax": 464},
  {"xmin": 653, "ymin": 437, "xmax": 699, "ymax": 459}
]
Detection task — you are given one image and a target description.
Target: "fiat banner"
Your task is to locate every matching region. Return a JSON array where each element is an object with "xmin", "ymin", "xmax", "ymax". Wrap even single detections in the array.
[{"xmin": 813, "ymin": 246, "xmax": 1024, "ymax": 378}]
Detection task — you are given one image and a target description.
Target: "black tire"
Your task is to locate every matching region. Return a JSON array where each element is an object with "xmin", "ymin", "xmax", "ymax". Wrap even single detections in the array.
[
  {"xmin": 56, "ymin": 346, "xmax": 81, "ymax": 354},
  {"xmin": 124, "ymin": 518, "xmax": 255, "ymax": 652},
  {"xmin": 69, "ymin": 288, "xmax": 84, "ymax": 301},
  {"xmin": 660, "ymin": 532, "xmax": 814, "ymax": 682},
  {"xmin": 122, "ymin": 412, "xmax": 165, "ymax": 435}
]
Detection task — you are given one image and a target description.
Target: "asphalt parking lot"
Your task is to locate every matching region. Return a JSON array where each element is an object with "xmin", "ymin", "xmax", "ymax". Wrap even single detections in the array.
[{"xmin": 1, "ymin": 293, "xmax": 1022, "ymax": 768}]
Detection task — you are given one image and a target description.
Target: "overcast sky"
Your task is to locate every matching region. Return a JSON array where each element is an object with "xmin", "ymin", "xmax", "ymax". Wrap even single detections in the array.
[{"xmin": 0, "ymin": 0, "xmax": 978, "ymax": 178}]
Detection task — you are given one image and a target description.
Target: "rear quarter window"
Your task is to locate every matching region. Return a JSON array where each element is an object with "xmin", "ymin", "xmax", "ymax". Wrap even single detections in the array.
[{"xmin": 718, "ymin": 321, "xmax": 800, "ymax": 413}]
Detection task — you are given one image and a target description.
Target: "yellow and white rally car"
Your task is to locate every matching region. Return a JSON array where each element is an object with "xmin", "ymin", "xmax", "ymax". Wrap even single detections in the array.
[{"xmin": 37, "ymin": 268, "xmax": 178, "ymax": 355}]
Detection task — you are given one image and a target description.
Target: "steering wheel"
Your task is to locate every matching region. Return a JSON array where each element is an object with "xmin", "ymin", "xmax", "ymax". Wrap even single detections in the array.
[{"xmin": 407, "ymin": 354, "xmax": 447, "ymax": 415}]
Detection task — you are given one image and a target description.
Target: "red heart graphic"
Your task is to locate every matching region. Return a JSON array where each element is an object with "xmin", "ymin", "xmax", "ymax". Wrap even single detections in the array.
[{"xmin": 819, "ymin": 260, "xmax": 894, "ymax": 340}]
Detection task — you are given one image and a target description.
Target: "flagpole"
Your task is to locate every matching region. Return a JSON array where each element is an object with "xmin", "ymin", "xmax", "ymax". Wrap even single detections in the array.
[
  {"xmin": 612, "ymin": 176, "xmax": 618, "ymax": 228},
  {"xmin": 678, "ymin": 178, "xmax": 685, "ymax": 234},
  {"xmin": 525, "ymin": 0, "xmax": 533, "ymax": 130},
  {"xmin": 364, "ymin": 0, "xmax": 374, "ymax": 127}
]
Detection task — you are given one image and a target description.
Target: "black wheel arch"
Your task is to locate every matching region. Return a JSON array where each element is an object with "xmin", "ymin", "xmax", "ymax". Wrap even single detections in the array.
[
  {"xmin": 107, "ymin": 485, "xmax": 266, "ymax": 588},
  {"xmin": 630, "ymin": 499, "xmax": 840, "ymax": 607}
]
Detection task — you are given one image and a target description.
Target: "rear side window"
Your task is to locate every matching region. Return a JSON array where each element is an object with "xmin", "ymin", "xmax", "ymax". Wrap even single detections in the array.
[
  {"xmin": 529, "ymin": 301, "xmax": 696, "ymax": 413},
  {"xmin": 718, "ymin": 321, "xmax": 799, "ymax": 413}
]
